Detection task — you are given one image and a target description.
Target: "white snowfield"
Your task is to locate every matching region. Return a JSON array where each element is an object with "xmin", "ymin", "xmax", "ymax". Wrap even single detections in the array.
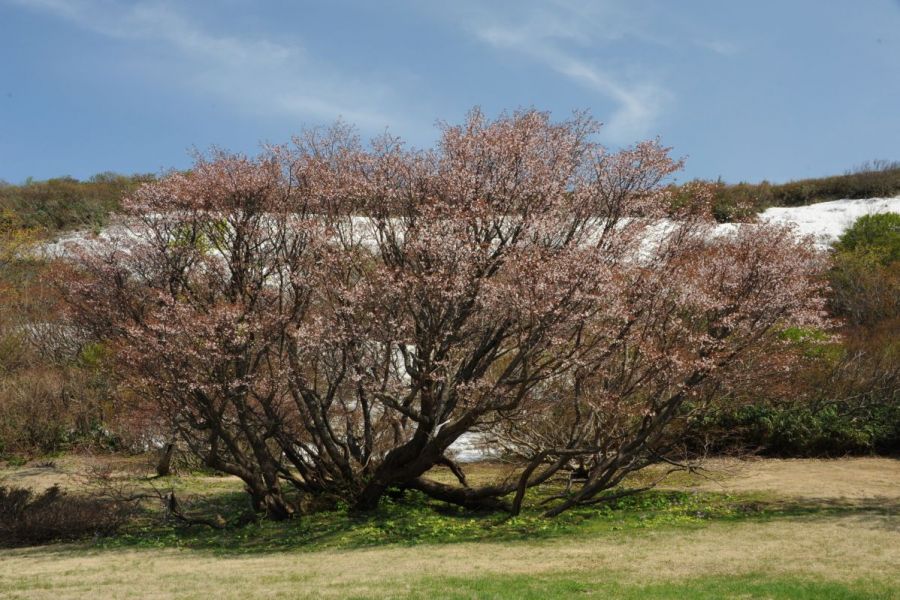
[
  {"xmin": 42, "ymin": 196, "xmax": 900, "ymax": 259},
  {"xmin": 758, "ymin": 196, "xmax": 900, "ymax": 248}
]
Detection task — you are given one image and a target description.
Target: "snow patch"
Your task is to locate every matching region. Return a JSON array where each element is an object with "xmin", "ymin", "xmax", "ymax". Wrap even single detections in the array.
[
  {"xmin": 758, "ymin": 196, "xmax": 900, "ymax": 248},
  {"xmin": 448, "ymin": 432, "xmax": 499, "ymax": 463}
]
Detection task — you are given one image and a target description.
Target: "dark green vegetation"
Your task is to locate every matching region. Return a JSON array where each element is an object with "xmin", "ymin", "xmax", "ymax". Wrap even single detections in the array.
[
  {"xmin": 686, "ymin": 160, "xmax": 900, "ymax": 222},
  {"xmin": 690, "ymin": 403, "xmax": 900, "ymax": 457},
  {"xmin": 834, "ymin": 212, "xmax": 900, "ymax": 264}
]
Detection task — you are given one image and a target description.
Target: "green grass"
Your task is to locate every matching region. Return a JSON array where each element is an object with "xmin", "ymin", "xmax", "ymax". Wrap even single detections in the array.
[
  {"xmin": 4, "ymin": 458, "xmax": 897, "ymax": 557},
  {"xmin": 400, "ymin": 573, "xmax": 895, "ymax": 600},
  {"xmin": 94, "ymin": 479, "xmax": 890, "ymax": 555}
]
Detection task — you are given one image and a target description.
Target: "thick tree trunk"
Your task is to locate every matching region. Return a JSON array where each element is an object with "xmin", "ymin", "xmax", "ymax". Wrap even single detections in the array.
[
  {"xmin": 248, "ymin": 486, "xmax": 296, "ymax": 520},
  {"xmin": 351, "ymin": 430, "xmax": 438, "ymax": 511},
  {"xmin": 353, "ymin": 481, "xmax": 388, "ymax": 511},
  {"xmin": 264, "ymin": 493, "xmax": 296, "ymax": 521}
]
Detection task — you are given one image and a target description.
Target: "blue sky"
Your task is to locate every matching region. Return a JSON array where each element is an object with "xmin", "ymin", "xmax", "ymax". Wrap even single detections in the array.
[{"xmin": 1, "ymin": 0, "xmax": 898, "ymax": 184}]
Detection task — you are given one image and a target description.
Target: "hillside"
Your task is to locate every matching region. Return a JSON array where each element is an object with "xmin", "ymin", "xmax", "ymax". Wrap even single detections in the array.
[
  {"xmin": 693, "ymin": 161, "xmax": 900, "ymax": 222},
  {"xmin": 3, "ymin": 164, "xmax": 899, "ymax": 237}
]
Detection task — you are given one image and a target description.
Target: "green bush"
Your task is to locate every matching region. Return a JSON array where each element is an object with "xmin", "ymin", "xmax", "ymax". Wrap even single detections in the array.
[
  {"xmin": 835, "ymin": 212, "xmax": 900, "ymax": 265},
  {"xmin": 692, "ymin": 403, "xmax": 900, "ymax": 457},
  {"xmin": 829, "ymin": 212, "xmax": 900, "ymax": 326},
  {"xmin": 0, "ymin": 484, "xmax": 134, "ymax": 546},
  {"xmin": 0, "ymin": 173, "xmax": 153, "ymax": 233}
]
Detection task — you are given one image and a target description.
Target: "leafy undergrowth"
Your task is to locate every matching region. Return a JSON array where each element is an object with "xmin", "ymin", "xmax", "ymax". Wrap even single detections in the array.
[{"xmin": 92, "ymin": 481, "xmax": 888, "ymax": 555}]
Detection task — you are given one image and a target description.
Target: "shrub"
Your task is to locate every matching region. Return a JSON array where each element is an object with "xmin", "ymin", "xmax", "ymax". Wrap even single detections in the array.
[
  {"xmin": 1, "ymin": 220, "xmax": 123, "ymax": 458},
  {"xmin": 829, "ymin": 212, "xmax": 900, "ymax": 326},
  {"xmin": 835, "ymin": 212, "xmax": 900, "ymax": 265},
  {"xmin": 691, "ymin": 403, "xmax": 900, "ymax": 457},
  {"xmin": 0, "ymin": 485, "xmax": 133, "ymax": 546},
  {"xmin": 0, "ymin": 173, "xmax": 152, "ymax": 233},
  {"xmin": 829, "ymin": 252, "xmax": 900, "ymax": 326},
  {"xmin": 0, "ymin": 360, "xmax": 121, "ymax": 458}
]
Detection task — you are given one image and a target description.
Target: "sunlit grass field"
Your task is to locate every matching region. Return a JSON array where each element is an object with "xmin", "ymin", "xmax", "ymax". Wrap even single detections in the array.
[{"xmin": 1, "ymin": 457, "xmax": 898, "ymax": 599}]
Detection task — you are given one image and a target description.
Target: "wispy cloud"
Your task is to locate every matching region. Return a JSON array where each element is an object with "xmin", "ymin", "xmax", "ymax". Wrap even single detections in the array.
[
  {"xmin": 694, "ymin": 39, "xmax": 739, "ymax": 56},
  {"xmin": 451, "ymin": 0, "xmax": 672, "ymax": 143},
  {"xmin": 8, "ymin": 0, "xmax": 401, "ymax": 130},
  {"xmin": 476, "ymin": 25, "xmax": 668, "ymax": 143}
]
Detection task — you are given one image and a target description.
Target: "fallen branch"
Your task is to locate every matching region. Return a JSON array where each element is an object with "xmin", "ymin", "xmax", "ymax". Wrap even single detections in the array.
[{"xmin": 165, "ymin": 491, "xmax": 226, "ymax": 529}]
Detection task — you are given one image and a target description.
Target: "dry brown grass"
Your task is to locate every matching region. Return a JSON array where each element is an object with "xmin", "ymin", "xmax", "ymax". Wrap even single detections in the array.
[
  {"xmin": 653, "ymin": 457, "xmax": 900, "ymax": 501},
  {"xmin": 5, "ymin": 454, "xmax": 898, "ymax": 501},
  {"xmin": 0, "ymin": 454, "xmax": 152, "ymax": 493},
  {"xmin": 436, "ymin": 457, "xmax": 900, "ymax": 505},
  {"xmin": 0, "ymin": 514, "xmax": 897, "ymax": 599}
]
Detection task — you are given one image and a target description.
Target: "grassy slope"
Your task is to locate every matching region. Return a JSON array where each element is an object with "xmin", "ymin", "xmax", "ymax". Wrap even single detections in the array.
[{"xmin": 1, "ymin": 457, "xmax": 898, "ymax": 599}]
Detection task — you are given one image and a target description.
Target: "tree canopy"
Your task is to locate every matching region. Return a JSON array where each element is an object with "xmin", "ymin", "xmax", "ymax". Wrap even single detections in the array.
[{"xmin": 63, "ymin": 109, "xmax": 827, "ymax": 519}]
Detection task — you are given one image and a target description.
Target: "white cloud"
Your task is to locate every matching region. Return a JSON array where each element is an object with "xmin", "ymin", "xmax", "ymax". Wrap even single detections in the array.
[
  {"xmin": 477, "ymin": 27, "xmax": 669, "ymax": 143},
  {"xmin": 454, "ymin": 0, "xmax": 671, "ymax": 143},
  {"xmin": 7, "ymin": 0, "xmax": 400, "ymax": 130}
]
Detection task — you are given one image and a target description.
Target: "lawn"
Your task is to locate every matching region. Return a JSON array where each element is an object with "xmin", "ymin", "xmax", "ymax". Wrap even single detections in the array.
[{"xmin": 1, "ymin": 457, "xmax": 898, "ymax": 599}]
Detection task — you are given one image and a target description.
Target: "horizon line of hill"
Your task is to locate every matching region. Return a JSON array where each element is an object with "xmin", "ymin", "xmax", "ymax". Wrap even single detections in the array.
[{"xmin": 2, "ymin": 160, "xmax": 899, "ymax": 234}]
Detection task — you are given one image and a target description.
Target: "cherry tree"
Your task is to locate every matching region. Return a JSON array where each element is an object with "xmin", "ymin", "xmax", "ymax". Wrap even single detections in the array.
[{"xmin": 65, "ymin": 109, "xmax": 826, "ymax": 518}]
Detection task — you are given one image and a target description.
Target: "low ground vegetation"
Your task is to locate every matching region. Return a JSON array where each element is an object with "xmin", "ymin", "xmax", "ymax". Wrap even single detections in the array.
[
  {"xmin": 2, "ymin": 456, "xmax": 897, "ymax": 551},
  {"xmin": 0, "ymin": 484, "xmax": 134, "ymax": 546},
  {"xmin": 0, "ymin": 456, "xmax": 898, "ymax": 598}
]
